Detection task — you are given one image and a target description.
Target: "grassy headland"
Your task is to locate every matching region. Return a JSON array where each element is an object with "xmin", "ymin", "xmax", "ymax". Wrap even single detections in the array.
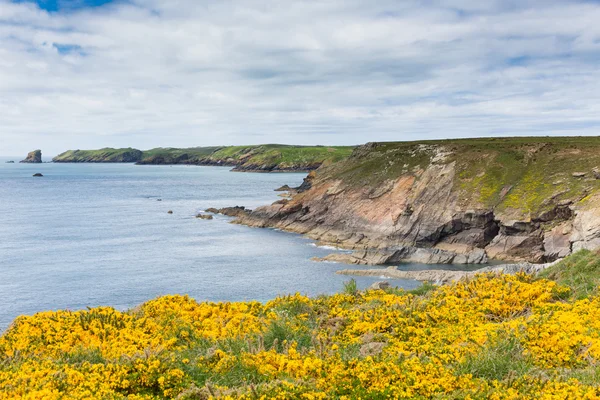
[
  {"xmin": 2, "ymin": 251, "xmax": 600, "ymax": 399},
  {"xmin": 317, "ymin": 136, "xmax": 600, "ymax": 218},
  {"xmin": 53, "ymin": 145, "xmax": 354, "ymax": 172}
]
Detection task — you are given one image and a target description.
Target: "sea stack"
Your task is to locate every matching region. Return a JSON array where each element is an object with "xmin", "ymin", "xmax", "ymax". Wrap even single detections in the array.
[{"xmin": 20, "ymin": 150, "xmax": 42, "ymax": 164}]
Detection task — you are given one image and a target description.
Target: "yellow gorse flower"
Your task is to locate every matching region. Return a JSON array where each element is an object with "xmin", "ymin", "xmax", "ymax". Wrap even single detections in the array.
[{"xmin": 1, "ymin": 274, "xmax": 600, "ymax": 399}]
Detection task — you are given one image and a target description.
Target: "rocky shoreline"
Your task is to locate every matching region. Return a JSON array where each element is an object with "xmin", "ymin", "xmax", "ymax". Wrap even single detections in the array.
[
  {"xmin": 336, "ymin": 260, "xmax": 560, "ymax": 285},
  {"xmin": 211, "ymin": 138, "xmax": 600, "ymax": 266},
  {"xmin": 52, "ymin": 145, "xmax": 353, "ymax": 173}
]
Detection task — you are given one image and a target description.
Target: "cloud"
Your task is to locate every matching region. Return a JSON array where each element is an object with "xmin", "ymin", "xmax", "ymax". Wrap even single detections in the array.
[{"xmin": 1, "ymin": 0, "xmax": 600, "ymax": 155}]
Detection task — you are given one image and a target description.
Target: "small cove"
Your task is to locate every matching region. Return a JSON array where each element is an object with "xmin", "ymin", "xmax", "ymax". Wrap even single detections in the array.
[{"xmin": 0, "ymin": 159, "xmax": 481, "ymax": 331}]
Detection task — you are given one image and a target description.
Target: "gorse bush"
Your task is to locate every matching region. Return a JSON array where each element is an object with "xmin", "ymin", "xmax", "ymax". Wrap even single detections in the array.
[{"xmin": 2, "ymin": 252, "xmax": 600, "ymax": 398}]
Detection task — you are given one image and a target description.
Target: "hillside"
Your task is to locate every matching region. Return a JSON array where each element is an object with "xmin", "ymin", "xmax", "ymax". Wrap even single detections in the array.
[
  {"xmin": 234, "ymin": 137, "xmax": 600, "ymax": 263},
  {"xmin": 52, "ymin": 148, "xmax": 144, "ymax": 163},
  {"xmin": 2, "ymin": 251, "xmax": 600, "ymax": 398},
  {"xmin": 53, "ymin": 145, "xmax": 354, "ymax": 172}
]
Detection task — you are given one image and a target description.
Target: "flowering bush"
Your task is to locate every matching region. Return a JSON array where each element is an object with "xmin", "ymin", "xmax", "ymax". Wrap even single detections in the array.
[{"xmin": 1, "ymin": 272, "xmax": 600, "ymax": 399}]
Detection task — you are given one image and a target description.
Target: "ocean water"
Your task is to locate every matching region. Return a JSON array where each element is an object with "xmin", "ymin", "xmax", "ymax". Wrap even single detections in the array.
[{"xmin": 0, "ymin": 159, "xmax": 442, "ymax": 331}]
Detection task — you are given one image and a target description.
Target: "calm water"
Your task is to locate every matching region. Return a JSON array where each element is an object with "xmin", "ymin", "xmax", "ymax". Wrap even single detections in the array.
[{"xmin": 0, "ymin": 159, "xmax": 432, "ymax": 331}]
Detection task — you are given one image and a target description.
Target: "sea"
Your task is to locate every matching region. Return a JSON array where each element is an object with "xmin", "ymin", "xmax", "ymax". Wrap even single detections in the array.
[{"xmin": 0, "ymin": 158, "xmax": 470, "ymax": 331}]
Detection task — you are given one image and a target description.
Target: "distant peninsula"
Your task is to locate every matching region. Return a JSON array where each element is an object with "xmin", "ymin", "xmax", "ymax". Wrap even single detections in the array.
[{"xmin": 52, "ymin": 145, "xmax": 354, "ymax": 172}]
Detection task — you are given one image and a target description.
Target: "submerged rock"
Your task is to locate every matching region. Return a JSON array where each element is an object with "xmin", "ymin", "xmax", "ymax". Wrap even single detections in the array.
[
  {"xmin": 196, "ymin": 214, "xmax": 214, "ymax": 220},
  {"xmin": 21, "ymin": 150, "xmax": 42, "ymax": 164}
]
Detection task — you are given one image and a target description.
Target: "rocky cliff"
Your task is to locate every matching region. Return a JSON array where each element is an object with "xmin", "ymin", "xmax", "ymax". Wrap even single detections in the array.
[
  {"xmin": 54, "ymin": 145, "xmax": 354, "ymax": 172},
  {"xmin": 232, "ymin": 137, "xmax": 600, "ymax": 264},
  {"xmin": 20, "ymin": 150, "xmax": 42, "ymax": 163},
  {"xmin": 53, "ymin": 148, "xmax": 143, "ymax": 163}
]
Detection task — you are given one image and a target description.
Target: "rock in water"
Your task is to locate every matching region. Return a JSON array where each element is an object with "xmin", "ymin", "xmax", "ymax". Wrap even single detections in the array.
[
  {"xmin": 20, "ymin": 150, "xmax": 42, "ymax": 164},
  {"xmin": 167, "ymin": 210, "xmax": 173, "ymax": 214},
  {"xmin": 196, "ymin": 214, "xmax": 214, "ymax": 220},
  {"xmin": 33, "ymin": 173, "xmax": 43, "ymax": 177}
]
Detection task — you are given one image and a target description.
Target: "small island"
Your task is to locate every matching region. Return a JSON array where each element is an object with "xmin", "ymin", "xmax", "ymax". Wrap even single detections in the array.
[{"xmin": 20, "ymin": 150, "xmax": 42, "ymax": 164}]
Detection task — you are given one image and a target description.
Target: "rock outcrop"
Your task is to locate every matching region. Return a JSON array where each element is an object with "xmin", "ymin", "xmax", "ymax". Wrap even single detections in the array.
[
  {"xmin": 206, "ymin": 206, "xmax": 251, "ymax": 218},
  {"xmin": 230, "ymin": 138, "xmax": 600, "ymax": 264},
  {"xmin": 338, "ymin": 260, "xmax": 559, "ymax": 285},
  {"xmin": 20, "ymin": 150, "xmax": 42, "ymax": 163}
]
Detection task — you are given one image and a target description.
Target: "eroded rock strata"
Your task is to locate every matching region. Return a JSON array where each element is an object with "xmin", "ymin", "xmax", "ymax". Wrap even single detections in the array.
[
  {"xmin": 20, "ymin": 150, "xmax": 42, "ymax": 163},
  {"xmin": 228, "ymin": 138, "xmax": 600, "ymax": 264}
]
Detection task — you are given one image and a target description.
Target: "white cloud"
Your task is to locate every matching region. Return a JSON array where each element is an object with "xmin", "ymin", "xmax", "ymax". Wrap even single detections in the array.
[{"xmin": 1, "ymin": 0, "xmax": 600, "ymax": 156}]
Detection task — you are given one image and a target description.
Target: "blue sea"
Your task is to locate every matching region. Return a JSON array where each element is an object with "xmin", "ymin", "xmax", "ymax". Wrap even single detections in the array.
[{"xmin": 0, "ymin": 158, "xmax": 431, "ymax": 331}]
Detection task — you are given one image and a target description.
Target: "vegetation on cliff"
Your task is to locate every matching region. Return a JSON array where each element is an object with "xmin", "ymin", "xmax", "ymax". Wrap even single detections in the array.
[
  {"xmin": 53, "ymin": 145, "xmax": 354, "ymax": 172},
  {"xmin": 2, "ymin": 251, "xmax": 600, "ymax": 399},
  {"xmin": 53, "ymin": 148, "xmax": 143, "ymax": 163},
  {"xmin": 319, "ymin": 137, "xmax": 600, "ymax": 218}
]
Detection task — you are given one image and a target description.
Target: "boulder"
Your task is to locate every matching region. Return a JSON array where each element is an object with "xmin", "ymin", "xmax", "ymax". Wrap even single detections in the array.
[
  {"xmin": 20, "ymin": 150, "xmax": 42, "ymax": 164},
  {"xmin": 368, "ymin": 281, "xmax": 391, "ymax": 290}
]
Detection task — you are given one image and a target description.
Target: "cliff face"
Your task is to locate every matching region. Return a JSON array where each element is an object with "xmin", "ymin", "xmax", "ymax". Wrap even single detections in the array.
[
  {"xmin": 54, "ymin": 145, "xmax": 354, "ymax": 172},
  {"xmin": 234, "ymin": 138, "xmax": 600, "ymax": 264},
  {"xmin": 53, "ymin": 148, "xmax": 143, "ymax": 163},
  {"xmin": 20, "ymin": 150, "xmax": 42, "ymax": 163}
]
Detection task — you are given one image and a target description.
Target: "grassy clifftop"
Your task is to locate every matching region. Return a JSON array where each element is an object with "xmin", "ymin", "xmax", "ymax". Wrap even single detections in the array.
[
  {"xmin": 53, "ymin": 145, "xmax": 354, "ymax": 172},
  {"xmin": 52, "ymin": 148, "xmax": 144, "ymax": 163},
  {"xmin": 318, "ymin": 137, "xmax": 600, "ymax": 218},
  {"xmin": 2, "ymin": 251, "xmax": 600, "ymax": 398}
]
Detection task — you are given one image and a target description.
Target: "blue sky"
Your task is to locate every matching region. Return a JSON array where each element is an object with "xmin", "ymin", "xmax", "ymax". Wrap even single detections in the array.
[
  {"xmin": 15, "ymin": 0, "xmax": 114, "ymax": 12},
  {"xmin": 2, "ymin": 0, "xmax": 600, "ymax": 156}
]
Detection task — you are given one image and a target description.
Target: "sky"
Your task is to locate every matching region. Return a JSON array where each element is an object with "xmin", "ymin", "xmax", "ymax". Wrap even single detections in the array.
[{"xmin": 2, "ymin": 1, "xmax": 600, "ymax": 156}]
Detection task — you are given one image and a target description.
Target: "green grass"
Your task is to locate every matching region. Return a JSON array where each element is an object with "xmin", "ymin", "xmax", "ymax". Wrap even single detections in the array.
[
  {"xmin": 537, "ymin": 249, "xmax": 600, "ymax": 300},
  {"xmin": 342, "ymin": 279, "xmax": 358, "ymax": 296},
  {"xmin": 318, "ymin": 136, "xmax": 600, "ymax": 218},
  {"xmin": 455, "ymin": 331, "xmax": 534, "ymax": 381},
  {"xmin": 53, "ymin": 144, "xmax": 354, "ymax": 171},
  {"xmin": 53, "ymin": 148, "xmax": 143, "ymax": 162}
]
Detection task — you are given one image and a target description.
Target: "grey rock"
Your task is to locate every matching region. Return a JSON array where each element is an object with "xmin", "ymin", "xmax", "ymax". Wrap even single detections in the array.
[
  {"xmin": 368, "ymin": 281, "xmax": 391, "ymax": 290},
  {"xmin": 21, "ymin": 150, "xmax": 42, "ymax": 164}
]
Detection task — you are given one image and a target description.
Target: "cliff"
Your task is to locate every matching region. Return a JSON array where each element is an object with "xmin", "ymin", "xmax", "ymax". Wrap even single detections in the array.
[
  {"xmin": 20, "ymin": 150, "xmax": 42, "ymax": 163},
  {"xmin": 233, "ymin": 137, "xmax": 600, "ymax": 264},
  {"xmin": 53, "ymin": 148, "xmax": 143, "ymax": 163},
  {"xmin": 53, "ymin": 145, "xmax": 354, "ymax": 172}
]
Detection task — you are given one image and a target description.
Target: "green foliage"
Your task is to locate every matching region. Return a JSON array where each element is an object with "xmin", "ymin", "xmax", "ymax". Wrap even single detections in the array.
[
  {"xmin": 342, "ymin": 279, "xmax": 358, "ymax": 296},
  {"xmin": 406, "ymin": 281, "xmax": 437, "ymax": 296},
  {"xmin": 262, "ymin": 320, "xmax": 313, "ymax": 353},
  {"xmin": 319, "ymin": 136, "xmax": 600, "ymax": 218},
  {"xmin": 53, "ymin": 148, "xmax": 143, "ymax": 162},
  {"xmin": 538, "ymin": 249, "xmax": 600, "ymax": 300},
  {"xmin": 53, "ymin": 144, "xmax": 354, "ymax": 170},
  {"xmin": 455, "ymin": 332, "xmax": 534, "ymax": 381}
]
